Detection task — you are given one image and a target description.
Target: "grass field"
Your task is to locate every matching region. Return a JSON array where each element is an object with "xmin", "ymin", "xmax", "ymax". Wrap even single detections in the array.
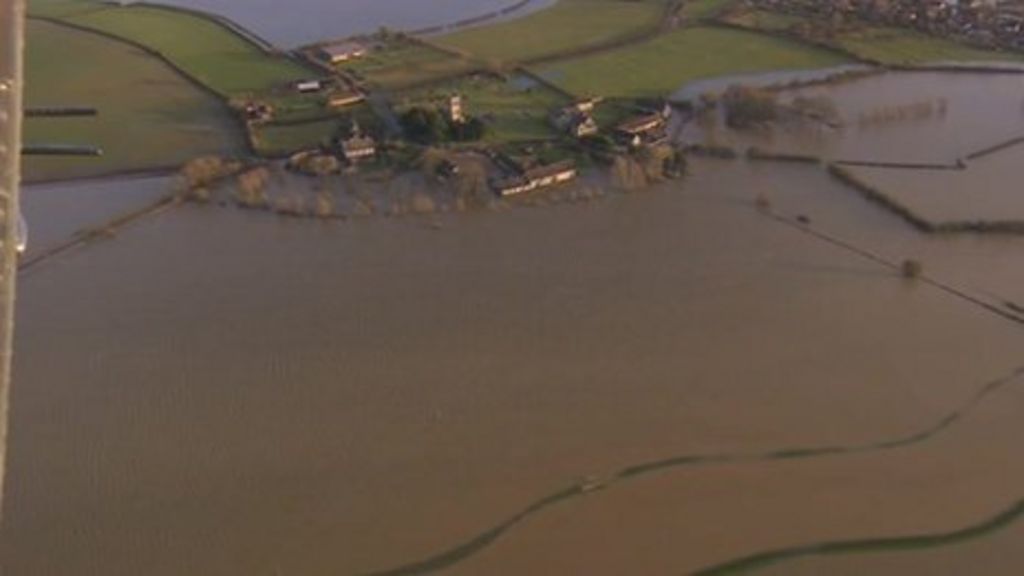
[
  {"xmin": 23, "ymin": 20, "xmax": 244, "ymax": 181},
  {"xmin": 29, "ymin": 0, "xmax": 310, "ymax": 96},
  {"xmin": 722, "ymin": 8, "xmax": 805, "ymax": 32},
  {"xmin": 837, "ymin": 27, "xmax": 1024, "ymax": 65},
  {"xmin": 394, "ymin": 74, "xmax": 569, "ymax": 143},
  {"xmin": 680, "ymin": 0, "xmax": 740, "ymax": 20},
  {"xmin": 436, "ymin": 0, "xmax": 665, "ymax": 64},
  {"xmin": 534, "ymin": 26, "xmax": 851, "ymax": 98},
  {"xmin": 342, "ymin": 39, "xmax": 475, "ymax": 90},
  {"xmin": 252, "ymin": 119, "xmax": 342, "ymax": 156}
]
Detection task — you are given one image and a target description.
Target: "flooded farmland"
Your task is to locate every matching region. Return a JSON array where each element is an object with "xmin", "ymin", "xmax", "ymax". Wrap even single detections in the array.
[
  {"xmin": 4, "ymin": 70, "xmax": 1024, "ymax": 575},
  {"xmin": 686, "ymin": 70, "xmax": 1024, "ymax": 165}
]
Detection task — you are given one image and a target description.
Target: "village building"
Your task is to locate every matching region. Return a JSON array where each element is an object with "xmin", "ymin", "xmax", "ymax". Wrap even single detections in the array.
[
  {"xmin": 242, "ymin": 101, "xmax": 273, "ymax": 122},
  {"xmin": 339, "ymin": 121, "xmax": 377, "ymax": 162},
  {"xmin": 326, "ymin": 89, "xmax": 366, "ymax": 109},
  {"xmin": 295, "ymin": 79, "xmax": 325, "ymax": 94},
  {"xmin": 551, "ymin": 98, "xmax": 601, "ymax": 138},
  {"xmin": 566, "ymin": 113, "xmax": 599, "ymax": 138},
  {"xmin": 490, "ymin": 160, "xmax": 578, "ymax": 197},
  {"xmin": 446, "ymin": 94, "xmax": 465, "ymax": 124},
  {"xmin": 319, "ymin": 41, "xmax": 368, "ymax": 64},
  {"xmin": 614, "ymin": 113, "xmax": 668, "ymax": 147}
]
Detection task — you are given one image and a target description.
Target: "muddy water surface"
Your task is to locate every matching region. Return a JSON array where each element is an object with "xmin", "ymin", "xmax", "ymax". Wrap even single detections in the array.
[
  {"xmin": 3, "ymin": 159, "xmax": 1024, "ymax": 575},
  {"xmin": 5, "ymin": 70, "xmax": 1024, "ymax": 576},
  {"xmin": 686, "ymin": 71, "xmax": 1024, "ymax": 164}
]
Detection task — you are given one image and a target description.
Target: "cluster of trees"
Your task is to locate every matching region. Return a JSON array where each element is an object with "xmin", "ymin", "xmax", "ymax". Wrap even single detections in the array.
[
  {"xmin": 400, "ymin": 106, "xmax": 487, "ymax": 144},
  {"xmin": 722, "ymin": 85, "xmax": 779, "ymax": 129}
]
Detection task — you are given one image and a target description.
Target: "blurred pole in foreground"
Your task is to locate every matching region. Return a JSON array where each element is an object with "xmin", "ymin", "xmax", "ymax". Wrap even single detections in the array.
[{"xmin": 0, "ymin": 0, "xmax": 26, "ymax": 526}]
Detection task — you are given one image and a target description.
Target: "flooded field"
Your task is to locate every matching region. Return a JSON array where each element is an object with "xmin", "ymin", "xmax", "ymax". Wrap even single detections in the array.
[
  {"xmin": 4, "ymin": 150, "xmax": 1024, "ymax": 575},
  {"xmin": 4, "ymin": 70, "xmax": 1024, "ymax": 575},
  {"xmin": 685, "ymin": 70, "xmax": 1024, "ymax": 165},
  {"xmin": 20, "ymin": 176, "xmax": 171, "ymax": 260},
  {"xmin": 842, "ymin": 143, "xmax": 1024, "ymax": 226},
  {"xmin": 151, "ymin": 0, "xmax": 555, "ymax": 47}
]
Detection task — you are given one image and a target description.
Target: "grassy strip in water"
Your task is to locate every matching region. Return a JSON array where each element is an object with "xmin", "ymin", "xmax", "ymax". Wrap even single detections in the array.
[
  {"xmin": 694, "ymin": 498, "xmax": 1024, "ymax": 575},
  {"xmin": 364, "ymin": 364, "xmax": 1024, "ymax": 576},
  {"xmin": 746, "ymin": 147, "xmax": 821, "ymax": 164}
]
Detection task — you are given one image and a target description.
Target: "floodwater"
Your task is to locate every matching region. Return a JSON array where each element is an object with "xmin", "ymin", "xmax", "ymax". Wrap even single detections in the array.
[
  {"xmin": 19, "ymin": 176, "xmax": 170, "ymax": 259},
  {"xmin": 844, "ymin": 143, "xmax": 1024, "ymax": 225},
  {"xmin": 150, "ymin": 0, "xmax": 556, "ymax": 47},
  {"xmin": 684, "ymin": 70, "xmax": 1024, "ymax": 165},
  {"xmin": 5, "ymin": 72, "xmax": 1024, "ymax": 575}
]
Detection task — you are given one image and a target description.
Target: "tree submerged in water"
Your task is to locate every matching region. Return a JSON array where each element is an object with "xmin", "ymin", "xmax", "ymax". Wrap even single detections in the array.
[{"xmin": 722, "ymin": 85, "xmax": 779, "ymax": 129}]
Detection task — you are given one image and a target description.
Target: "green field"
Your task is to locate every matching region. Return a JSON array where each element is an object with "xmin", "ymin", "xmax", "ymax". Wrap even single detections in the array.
[
  {"xmin": 535, "ymin": 26, "xmax": 851, "ymax": 98},
  {"xmin": 342, "ymin": 38, "xmax": 475, "ymax": 90},
  {"xmin": 436, "ymin": 0, "xmax": 665, "ymax": 64},
  {"xmin": 837, "ymin": 27, "xmax": 1024, "ymax": 65},
  {"xmin": 29, "ymin": 0, "xmax": 310, "ymax": 96},
  {"xmin": 680, "ymin": 0, "xmax": 740, "ymax": 20},
  {"xmin": 252, "ymin": 120, "xmax": 341, "ymax": 156},
  {"xmin": 23, "ymin": 20, "xmax": 244, "ymax": 181},
  {"xmin": 395, "ymin": 74, "xmax": 569, "ymax": 143},
  {"xmin": 722, "ymin": 8, "xmax": 805, "ymax": 32}
]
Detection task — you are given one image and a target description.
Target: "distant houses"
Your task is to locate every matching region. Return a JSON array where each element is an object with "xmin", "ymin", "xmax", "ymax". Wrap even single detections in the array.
[
  {"xmin": 615, "ymin": 112, "xmax": 668, "ymax": 148},
  {"xmin": 338, "ymin": 122, "xmax": 377, "ymax": 162},
  {"xmin": 491, "ymin": 159, "xmax": 578, "ymax": 197},
  {"xmin": 242, "ymin": 101, "xmax": 274, "ymax": 122},
  {"xmin": 551, "ymin": 97, "xmax": 602, "ymax": 138},
  {"xmin": 295, "ymin": 79, "xmax": 325, "ymax": 94},
  {"xmin": 326, "ymin": 89, "xmax": 366, "ymax": 109},
  {"xmin": 319, "ymin": 41, "xmax": 368, "ymax": 65}
]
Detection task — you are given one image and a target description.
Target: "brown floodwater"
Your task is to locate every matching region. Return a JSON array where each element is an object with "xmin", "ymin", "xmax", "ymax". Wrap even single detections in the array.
[
  {"xmin": 844, "ymin": 143, "xmax": 1024, "ymax": 225},
  {"xmin": 686, "ymin": 70, "xmax": 1024, "ymax": 164},
  {"xmin": 4, "ymin": 73, "xmax": 1024, "ymax": 575},
  {"xmin": 20, "ymin": 176, "xmax": 171, "ymax": 260}
]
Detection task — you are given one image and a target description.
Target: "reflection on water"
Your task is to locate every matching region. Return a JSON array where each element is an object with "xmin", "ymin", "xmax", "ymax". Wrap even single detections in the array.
[
  {"xmin": 20, "ymin": 176, "xmax": 170, "ymax": 259},
  {"xmin": 152, "ymin": 0, "xmax": 556, "ymax": 47},
  {"xmin": 684, "ymin": 71, "xmax": 1024, "ymax": 164}
]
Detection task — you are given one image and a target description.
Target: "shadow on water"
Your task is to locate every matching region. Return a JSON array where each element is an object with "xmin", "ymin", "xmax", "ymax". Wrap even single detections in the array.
[{"xmin": 363, "ymin": 366, "xmax": 1024, "ymax": 575}]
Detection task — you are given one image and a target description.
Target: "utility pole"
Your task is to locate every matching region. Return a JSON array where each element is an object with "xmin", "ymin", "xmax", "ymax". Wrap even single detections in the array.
[{"xmin": 0, "ymin": 0, "xmax": 26, "ymax": 525}]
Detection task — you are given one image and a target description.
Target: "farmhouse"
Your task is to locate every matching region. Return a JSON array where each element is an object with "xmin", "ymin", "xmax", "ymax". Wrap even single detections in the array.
[
  {"xmin": 615, "ymin": 113, "xmax": 667, "ymax": 147},
  {"xmin": 491, "ymin": 160, "xmax": 577, "ymax": 196},
  {"xmin": 295, "ymin": 79, "xmax": 325, "ymax": 94},
  {"xmin": 319, "ymin": 41, "xmax": 368, "ymax": 64},
  {"xmin": 552, "ymin": 99, "xmax": 601, "ymax": 138},
  {"xmin": 326, "ymin": 89, "xmax": 366, "ymax": 109},
  {"xmin": 242, "ymin": 101, "xmax": 273, "ymax": 122},
  {"xmin": 339, "ymin": 123, "xmax": 377, "ymax": 162}
]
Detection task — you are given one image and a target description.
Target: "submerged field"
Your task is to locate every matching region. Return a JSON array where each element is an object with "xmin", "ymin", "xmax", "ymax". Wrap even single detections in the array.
[
  {"xmin": 535, "ymin": 26, "xmax": 850, "ymax": 98},
  {"xmin": 23, "ymin": 19, "xmax": 244, "ymax": 181},
  {"xmin": 6, "ymin": 152, "xmax": 1024, "ymax": 574}
]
